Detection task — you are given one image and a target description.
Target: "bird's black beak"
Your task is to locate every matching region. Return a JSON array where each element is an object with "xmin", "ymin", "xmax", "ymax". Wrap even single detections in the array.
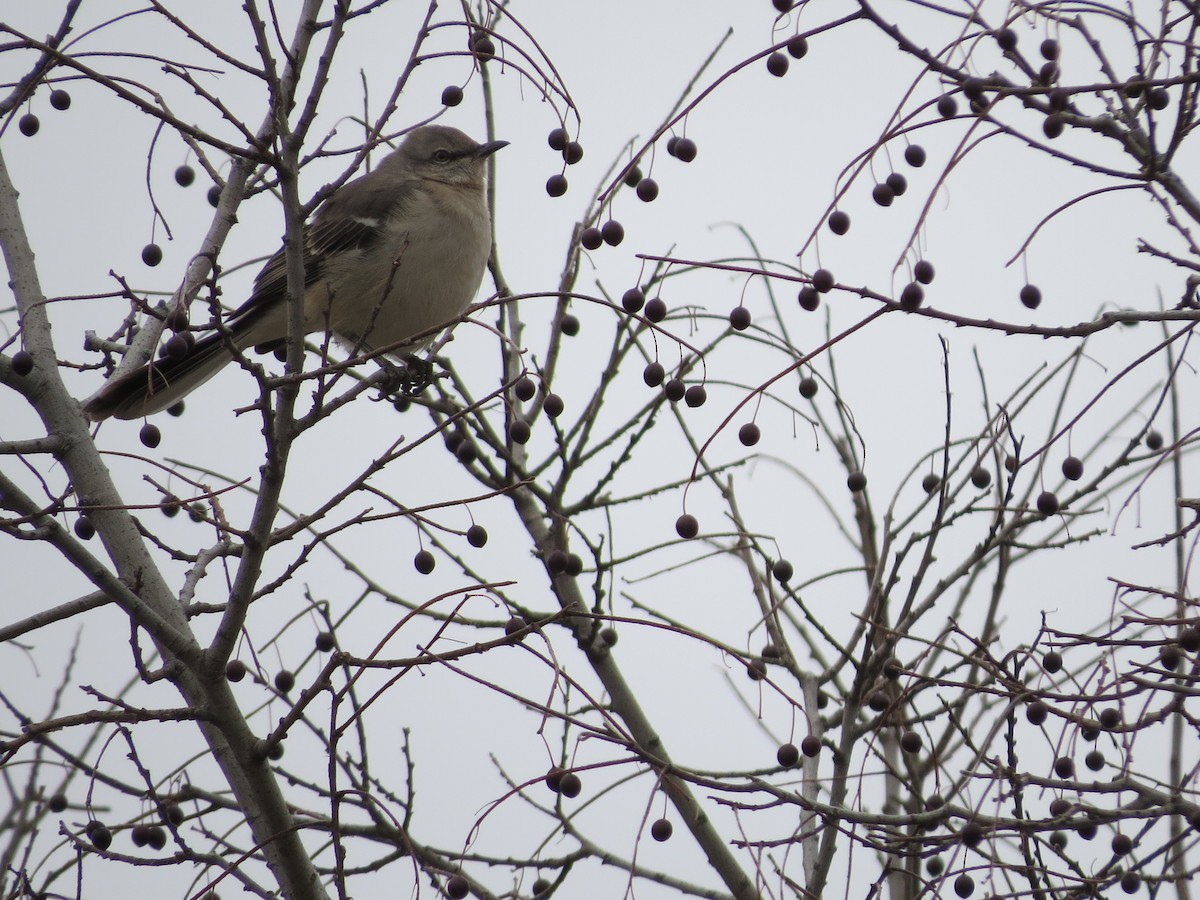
[{"xmin": 476, "ymin": 140, "xmax": 509, "ymax": 158}]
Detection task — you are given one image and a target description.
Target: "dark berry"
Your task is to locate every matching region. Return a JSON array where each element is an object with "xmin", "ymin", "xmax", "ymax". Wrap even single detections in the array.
[
  {"xmin": 904, "ymin": 144, "xmax": 927, "ymax": 167},
  {"xmin": 50, "ymin": 89, "xmax": 71, "ymax": 110},
  {"xmin": 139, "ymin": 423, "xmax": 161, "ymax": 448},
  {"xmin": 469, "ymin": 32, "xmax": 496, "ymax": 61},
  {"xmin": 546, "ymin": 174, "xmax": 568, "ymax": 197},
  {"xmin": 18, "ymin": 113, "xmax": 39, "ymax": 136},
  {"xmin": 996, "ymin": 28, "xmax": 1018, "ymax": 51},
  {"xmin": 543, "ymin": 393, "xmax": 564, "ymax": 418},
  {"xmin": 766, "ymin": 52, "xmax": 789, "ymax": 77},
  {"xmin": 547, "ymin": 128, "xmax": 567, "ymax": 151},
  {"xmin": 847, "ymin": 470, "xmax": 866, "ymax": 492},
  {"xmin": 1053, "ymin": 756, "xmax": 1074, "ymax": 778},
  {"xmin": 533, "ymin": 879, "xmax": 552, "ymax": 896},
  {"xmin": 868, "ymin": 689, "xmax": 889, "ymax": 711},
  {"xmin": 684, "ymin": 384, "xmax": 706, "ymax": 407},
  {"xmin": 510, "ymin": 419, "xmax": 531, "ymax": 444},
  {"xmin": 747, "ymin": 657, "xmax": 768, "ymax": 681},
  {"xmin": 650, "ymin": 818, "xmax": 673, "ymax": 841},
  {"xmin": 173, "ymin": 164, "xmax": 195, "ymax": 187},
  {"xmin": 828, "ymin": 210, "xmax": 850, "ymax": 234},
  {"xmin": 505, "ymin": 615, "xmax": 526, "ymax": 637},
  {"xmin": 872, "ymin": 183, "xmax": 895, "ymax": 207},
  {"xmin": 446, "ymin": 875, "xmax": 469, "ymax": 899},
  {"xmin": 1026, "ymin": 700, "xmax": 1048, "ymax": 725},
  {"xmin": 772, "ymin": 559, "xmax": 794, "ymax": 582},
  {"xmin": 1049, "ymin": 87, "xmax": 1070, "ymax": 111},
  {"xmin": 1149, "ymin": 87, "xmax": 1170, "ymax": 110},
  {"xmin": 47, "ymin": 793, "xmax": 68, "ymax": 812},
  {"xmin": 921, "ymin": 473, "xmax": 940, "ymax": 493},
  {"xmin": 1180, "ymin": 626, "xmax": 1200, "ymax": 652},
  {"xmin": 467, "ymin": 524, "xmax": 488, "ymax": 547},
  {"xmin": 798, "ymin": 376, "xmax": 818, "ymax": 398},
  {"xmin": 798, "ymin": 286, "xmax": 820, "ymax": 311},
  {"xmin": 886, "ymin": 172, "xmax": 908, "ymax": 196},
  {"xmin": 601, "ymin": 220, "xmax": 625, "ymax": 246},
  {"xmin": 900, "ymin": 730, "xmax": 922, "ymax": 753},
  {"xmin": 664, "ymin": 378, "xmax": 685, "ymax": 402},
  {"xmin": 546, "ymin": 550, "xmax": 568, "ymax": 574},
  {"xmin": 441, "ymin": 85, "xmax": 464, "ymax": 107},
  {"xmin": 1062, "ymin": 456, "xmax": 1083, "ymax": 480},
  {"xmin": 1020, "ymin": 284, "xmax": 1042, "ymax": 309},
  {"xmin": 776, "ymin": 742, "xmax": 800, "ymax": 767},
  {"xmin": 643, "ymin": 362, "xmax": 665, "ymax": 387},
  {"xmin": 914, "ymin": 260, "xmax": 935, "ymax": 284},
  {"xmin": 1043, "ymin": 650, "xmax": 1063, "ymax": 672},
  {"xmin": 674, "ymin": 137, "xmax": 697, "ymax": 162},
  {"xmin": 1099, "ymin": 707, "xmax": 1121, "ymax": 729},
  {"xmin": 142, "ymin": 243, "xmax": 163, "ymax": 267},
  {"xmin": 954, "ymin": 874, "xmax": 974, "ymax": 898},
  {"xmin": 515, "ymin": 376, "xmax": 537, "ymax": 402},
  {"xmin": 1112, "ymin": 832, "xmax": 1133, "ymax": 855},
  {"xmin": 730, "ymin": 305, "xmax": 752, "ymax": 330},
  {"xmin": 565, "ymin": 553, "xmax": 583, "ymax": 576},
  {"xmin": 1037, "ymin": 491, "xmax": 1060, "ymax": 516},
  {"xmin": 1146, "ymin": 429, "xmax": 1164, "ymax": 451},
  {"xmin": 1049, "ymin": 830, "xmax": 1068, "ymax": 851},
  {"xmin": 315, "ymin": 632, "xmax": 335, "ymax": 652},
  {"xmin": 558, "ymin": 772, "xmax": 581, "ymax": 797},
  {"xmin": 225, "ymin": 660, "xmax": 247, "ymax": 682},
  {"xmin": 666, "ymin": 135, "xmax": 680, "ymax": 158},
  {"xmin": 812, "ymin": 268, "xmax": 834, "ymax": 293},
  {"xmin": 414, "ymin": 550, "xmax": 435, "ymax": 574},
  {"xmin": 90, "ymin": 824, "xmax": 112, "ymax": 850},
  {"xmin": 74, "ymin": 516, "xmax": 95, "ymax": 541},
  {"xmin": 622, "ymin": 287, "xmax": 645, "ymax": 314},
  {"xmin": 1160, "ymin": 644, "xmax": 1181, "ymax": 670},
  {"xmin": 562, "ymin": 141, "xmax": 583, "ymax": 165},
  {"xmin": 599, "ymin": 627, "xmax": 618, "ymax": 645},
  {"xmin": 623, "ymin": 164, "xmax": 643, "ymax": 188},
  {"xmin": 11, "ymin": 349, "xmax": 33, "ymax": 376},
  {"xmin": 937, "ymin": 95, "xmax": 958, "ymax": 118},
  {"xmin": 207, "ymin": 184, "xmax": 221, "ymax": 207},
  {"xmin": 927, "ymin": 857, "xmax": 945, "ymax": 876},
  {"xmin": 644, "ymin": 297, "xmax": 667, "ymax": 322},
  {"xmin": 1077, "ymin": 819, "xmax": 1097, "ymax": 840},
  {"xmin": 272, "ymin": 671, "xmax": 295, "ymax": 693},
  {"xmin": 963, "ymin": 78, "xmax": 987, "ymax": 103},
  {"xmin": 961, "ymin": 821, "xmax": 984, "ymax": 847},
  {"xmin": 739, "ymin": 423, "xmax": 761, "ymax": 446},
  {"xmin": 1040, "ymin": 38, "xmax": 1059, "ymax": 60},
  {"xmin": 1083, "ymin": 750, "xmax": 1104, "ymax": 772},
  {"xmin": 970, "ymin": 466, "xmax": 991, "ymax": 488},
  {"xmin": 786, "ymin": 35, "xmax": 808, "ymax": 58},
  {"xmin": 636, "ymin": 178, "xmax": 659, "ymax": 202},
  {"xmin": 1121, "ymin": 873, "xmax": 1141, "ymax": 894},
  {"xmin": 801, "ymin": 735, "xmax": 821, "ymax": 757},
  {"xmin": 772, "ymin": 0, "xmax": 792, "ymax": 11},
  {"xmin": 581, "ymin": 227, "xmax": 602, "ymax": 250},
  {"xmin": 1039, "ymin": 61, "xmax": 1059, "ymax": 84},
  {"xmin": 900, "ymin": 283, "xmax": 924, "ymax": 311},
  {"xmin": 675, "ymin": 514, "xmax": 699, "ymax": 539},
  {"xmin": 1043, "ymin": 114, "xmax": 1065, "ymax": 139}
]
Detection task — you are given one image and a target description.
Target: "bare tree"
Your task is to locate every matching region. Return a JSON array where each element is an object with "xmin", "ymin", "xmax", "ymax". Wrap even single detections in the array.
[{"xmin": 2, "ymin": 2, "xmax": 1198, "ymax": 899}]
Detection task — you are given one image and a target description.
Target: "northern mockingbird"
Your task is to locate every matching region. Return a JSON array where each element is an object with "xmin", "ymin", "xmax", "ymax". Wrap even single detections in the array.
[{"xmin": 83, "ymin": 125, "xmax": 507, "ymax": 421}]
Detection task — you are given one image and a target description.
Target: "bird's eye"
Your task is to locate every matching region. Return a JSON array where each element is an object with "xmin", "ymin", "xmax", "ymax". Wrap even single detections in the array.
[{"xmin": 432, "ymin": 149, "xmax": 452, "ymax": 163}]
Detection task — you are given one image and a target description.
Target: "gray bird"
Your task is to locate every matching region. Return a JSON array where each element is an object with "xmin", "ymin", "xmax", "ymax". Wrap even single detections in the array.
[{"xmin": 83, "ymin": 125, "xmax": 507, "ymax": 421}]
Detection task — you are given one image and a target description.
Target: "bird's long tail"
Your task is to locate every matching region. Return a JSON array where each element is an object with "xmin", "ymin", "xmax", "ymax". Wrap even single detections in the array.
[{"xmin": 82, "ymin": 328, "xmax": 250, "ymax": 421}]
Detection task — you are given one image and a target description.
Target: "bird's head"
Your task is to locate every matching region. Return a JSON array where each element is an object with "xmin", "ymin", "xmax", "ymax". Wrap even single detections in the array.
[{"xmin": 391, "ymin": 124, "xmax": 508, "ymax": 188}]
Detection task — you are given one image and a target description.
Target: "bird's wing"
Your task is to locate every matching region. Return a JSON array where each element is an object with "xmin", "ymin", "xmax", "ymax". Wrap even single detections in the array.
[{"xmin": 232, "ymin": 172, "xmax": 421, "ymax": 320}]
